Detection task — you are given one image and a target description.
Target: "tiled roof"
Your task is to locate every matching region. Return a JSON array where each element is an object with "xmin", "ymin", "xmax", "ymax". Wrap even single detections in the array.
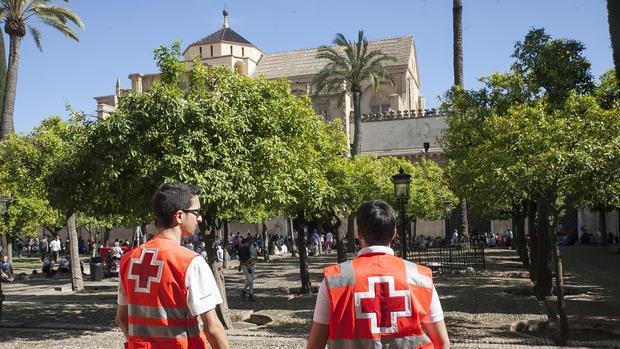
[
  {"xmin": 185, "ymin": 27, "xmax": 254, "ymax": 51},
  {"xmin": 254, "ymin": 36, "xmax": 414, "ymax": 79}
]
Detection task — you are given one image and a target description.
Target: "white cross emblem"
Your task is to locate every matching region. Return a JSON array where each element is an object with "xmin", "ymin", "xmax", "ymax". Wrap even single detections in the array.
[
  {"xmin": 354, "ymin": 276, "xmax": 412, "ymax": 334},
  {"xmin": 127, "ymin": 248, "xmax": 164, "ymax": 293}
]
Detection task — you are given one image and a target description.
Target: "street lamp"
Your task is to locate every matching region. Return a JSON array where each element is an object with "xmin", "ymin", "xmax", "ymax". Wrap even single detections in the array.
[
  {"xmin": 392, "ymin": 168, "xmax": 411, "ymax": 258},
  {"xmin": 0, "ymin": 196, "xmax": 13, "ymax": 325},
  {"xmin": 444, "ymin": 200, "xmax": 453, "ymax": 241}
]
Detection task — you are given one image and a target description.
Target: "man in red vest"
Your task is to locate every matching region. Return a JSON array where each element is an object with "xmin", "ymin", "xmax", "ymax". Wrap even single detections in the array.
[
  {"xmin": 307, "ymin": 200, "xmax": 450, "ymax": 349},
  {"xmin": 115, "ymin": 182, "xmax": 230, "ymax": 349}
]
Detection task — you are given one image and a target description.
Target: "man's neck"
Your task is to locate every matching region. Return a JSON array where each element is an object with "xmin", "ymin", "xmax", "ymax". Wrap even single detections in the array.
[{"xmin": 154, "ymin": 228, "xmax": 182, "ymax": 244}]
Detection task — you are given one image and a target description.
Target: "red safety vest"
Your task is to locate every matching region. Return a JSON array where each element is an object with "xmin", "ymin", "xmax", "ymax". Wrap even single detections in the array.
[
  {"xmin": 120, "ymin": 237, "xmax": 208, "ymax": 349},
  {"xmin": 324, "ymin": 252, "xmax": 435, "ymax": 348}
]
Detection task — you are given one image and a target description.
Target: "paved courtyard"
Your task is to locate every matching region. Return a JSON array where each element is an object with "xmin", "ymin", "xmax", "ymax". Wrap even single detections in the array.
[{"xmin": 0, "ymin": 245, "xmax": 619, "ymax": 348}]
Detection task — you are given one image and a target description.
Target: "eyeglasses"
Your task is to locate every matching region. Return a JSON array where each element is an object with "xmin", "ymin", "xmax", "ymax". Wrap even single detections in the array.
[{"xmin": 181, "ymin": 208, "xmax": 202, "ymax": 218}]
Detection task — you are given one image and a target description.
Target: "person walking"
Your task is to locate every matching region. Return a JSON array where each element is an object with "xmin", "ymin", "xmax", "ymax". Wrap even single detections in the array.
[
  {"xmin": 50, "ymin": 236, "xmax": 61, "ymax": 262},
  {"xmin": 238, "ymin": 238, "xmax": 256, "ymax": 301},
  {"xmin": 115, "ymin": 182, "xmax": 229, "ymax": 349},
  {"xmin": 307, "ymin": 200, "xmax": 450, "ymax": 349}
]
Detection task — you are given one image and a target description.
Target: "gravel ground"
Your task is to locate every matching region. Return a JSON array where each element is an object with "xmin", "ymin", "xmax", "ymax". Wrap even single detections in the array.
[{"xmin": 1, "ymin": 246, "xmax": 619, "ymax": 348}]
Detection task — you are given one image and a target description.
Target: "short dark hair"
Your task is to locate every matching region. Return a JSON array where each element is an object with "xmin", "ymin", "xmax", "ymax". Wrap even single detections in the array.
[
  {"xmin": 151, "ymin": 182, "xmax": 202, "ymax": 228},
  {"xmin": 356, "ymin": 200, "xmax": 396, "ymax": 246}
]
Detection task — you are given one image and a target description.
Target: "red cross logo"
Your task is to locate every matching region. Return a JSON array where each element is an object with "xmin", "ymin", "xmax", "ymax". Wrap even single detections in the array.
[
  {"xmin": 127, "ymin": 248, "xmax": 164, "ymax": 293},
  {"xmin": 354, "ymin": 276, "xmax": 412, "ymax": 334}
]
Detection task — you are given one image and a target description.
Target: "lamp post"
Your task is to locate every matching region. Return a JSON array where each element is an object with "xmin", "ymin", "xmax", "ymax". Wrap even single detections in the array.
[
  {"xmin": 0, "ymin": 196, "xmax": 13, "ymax": 325},
  {"xmin": 392, "ymin": 168, "xmax": 411, "ymax": 258},
  {"xmin": 444, "ymin": 200, "xmax": 453, "ymax": 241}
]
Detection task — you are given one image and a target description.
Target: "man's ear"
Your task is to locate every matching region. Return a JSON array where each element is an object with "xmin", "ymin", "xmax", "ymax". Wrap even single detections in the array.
[
  {"xmin": 391, "ymin": 228, "xmax": 398, "ymax": 241},
  {"xmin": 173, "ymin": 211, "xmax": 183, "ymax": 224}
]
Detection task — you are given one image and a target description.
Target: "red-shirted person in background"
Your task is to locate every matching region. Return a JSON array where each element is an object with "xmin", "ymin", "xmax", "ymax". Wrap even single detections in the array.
[
  {"xmin": 115, "ymin": 182, "xmax": 229, "ymax": 349},
  {"xmin": 307, "ymin": 200, "xmax": 450, "ymax": 349}
]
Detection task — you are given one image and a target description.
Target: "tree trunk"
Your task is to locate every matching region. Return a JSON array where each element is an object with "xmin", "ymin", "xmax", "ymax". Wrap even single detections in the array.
[
  {"xmin": 550, "ymin": 210, "xmax": 570, "ymax": 345},
  {"xmin": 335, "ymin": 215, "xmax": 347, "ymax": 264},
  {"xmin": 289, "ymin": 216, "xmax": 297, "ymax": 257},
  {"xmin": 346, "ymin": 213, "xmax": 356, "ymax": 252},
  {"xmin": 295, "ymin": 210, "xmax": 311, "ymax": 293},
  {"xmin": 262, "ymin": 221, "xmax": 269, "ymax": 261},
  {"xmin": 351, "ymin": 90, "xmax": 363, "ymax": 157},
  {"xmin": 5, "ymin": 235, "xmax": 12, "ymax": 264},
  {"xmin": 1, "ymin": 35, "xmax": 21, "ymax": 141},
  {"xmin": 103, "ymin": 227, "xmax": 111, "ymax": 246},
  {"xmin": 534, "ymin": 198, "xmax": 553, "ymax": 300},
  {"xmin": 67, "ymin": 213, "xmax": 84, "ymax": 292},
  {"xmin": 453, "ymin": 0, "xmax": 464, "ymax": 88},
  {"xmin": 599, "ymin": 209, "xmax": 608, "ymax": 246},
  {"xmin": 527, "ymin": 200, "xmax": 538, "ymax": 282},
  {"xmin": 204, "ymin": 223, "xmax": 233, "ymax": 329},
  {"xmin": 609, "ymin": 0, "xmax": 620, "ymax": 81},
  {"xmin": 0, "ymin": 34, "xmax": 7, "ymax": 134},
  {"xmin": 460, "ymin": 199, "xmax": 469, "ymax": 237},
  {"xmin": 222, "ymin": 221, "xmax": 229, "ymax": 268},
  {"xmin": 516, "ymin": 202, "xmax": 529, "ymax": 269}
]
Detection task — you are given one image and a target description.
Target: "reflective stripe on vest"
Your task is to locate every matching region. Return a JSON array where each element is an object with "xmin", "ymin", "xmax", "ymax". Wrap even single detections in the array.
[
  {"xmin": 129, "ymin": 304, "xmax": 190, "ymax": 320},
  {"xmin": 129, "ymin": 323, "xmax": 201, "ymax": 339},
  {"xmin": 326, "ymin": 261, "xmax": 354, "ymax": 289},
  {"xmin": 329, "ymin": 334, "xmax": 433, "ymax": 349},
  {"xmin": 404, "ymin": 261, "xmax": 432, "ymax": 289}
]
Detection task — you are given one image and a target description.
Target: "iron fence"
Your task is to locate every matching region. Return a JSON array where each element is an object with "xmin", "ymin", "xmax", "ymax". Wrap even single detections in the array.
[{"xmin": 405, "ymin": 242, "xmax": 486, "ymax": 273}]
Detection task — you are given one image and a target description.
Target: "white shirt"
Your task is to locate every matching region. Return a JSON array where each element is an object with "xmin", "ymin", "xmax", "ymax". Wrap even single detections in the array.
[
  {"xmin": 118, "ymin": 256, "xmax": 223, "ymax": 317},
  {"xmin": 50, "ymin": 239, "xmax": 61, "ymax": 252},
  {"xmin": 313, "ymin": 245, "xmax": 444, "ymax": 325}
]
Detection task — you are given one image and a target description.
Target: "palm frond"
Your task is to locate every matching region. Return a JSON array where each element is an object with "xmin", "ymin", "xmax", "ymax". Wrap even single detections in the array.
[
  {"xmin": 23, "ymin": 0, "xmax": 47, "ymax": 18},
  {"xmin": 28, "ymin": 24, "xmax": 42, "ymax": 51},
  {"xmin": 332, "ymin": 33, "xmax": 349, "ymax": 47},
  {"xmin": 40, "ymin": 16, "xmax": 79, "ymax": 41},
  {"xmin": 34, "ymin": 5, "xmax": 85, "ymax": 29},
  {"xmin": 315, "ymin": 31, "xmax": 397, "ymax": 99}
]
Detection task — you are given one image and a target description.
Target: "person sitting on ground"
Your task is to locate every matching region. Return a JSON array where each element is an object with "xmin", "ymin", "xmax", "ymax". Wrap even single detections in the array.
[
  {"xmin": 1, "ymin": 256, "xmax": 14, "ymax": 281},
  {"xmin": 59, "ymin": 255, "xmax": 71, "ymax": 273}
]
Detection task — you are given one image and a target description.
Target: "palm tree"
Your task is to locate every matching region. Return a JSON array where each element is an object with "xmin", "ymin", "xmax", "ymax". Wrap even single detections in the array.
[
  {"xmin": 0, "ymin": 0, "xmax": 84, "ymax": 141},
  {"xmin": 452, "ymin": 0, "xmax": 469, "ymax": 237},
  {"xmin": 609, "ymin": 0, "xmax": 620, "ymax": 81},
  {"xmin": 453, "ymin": 0, "xmax": 464, "ymax": 88},
  {"xmin": 313, "ymin": 30, "xmax": 396, "ymax": 157}
]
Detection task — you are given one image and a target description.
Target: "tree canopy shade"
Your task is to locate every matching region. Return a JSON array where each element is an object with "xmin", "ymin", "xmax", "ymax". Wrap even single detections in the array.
[
  {"xmin": 0, "ymin": 0, "xmax": 84, "ymax": 140},
  {"xmin": 0, "ymin": 118, "xmax": 68, "ymax": 260},
  {"xmin": 313, "ymin": 30, "xmax": 396, "ymax": 157},
  {"xmin": 441, "ymin": 28, "xmax": 619, "ymax": 344},
  {"xmin": 54, "ymin": 42, "xmax": 350, "ymax": 322}
]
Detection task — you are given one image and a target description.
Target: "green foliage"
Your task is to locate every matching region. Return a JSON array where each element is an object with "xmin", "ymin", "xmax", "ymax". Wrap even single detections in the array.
[
  {"xmin": 154, "ymin": 41, "xmax": 185, "ymax": 87},
  {"xmin": 511, "ymin": 28, "xmax": 594, "ymax": 107},
  {"xmin": 442, "ymin": 29, "xmax": 619, "ymax": 219},
  {"xmin": 332, "ymin": 155, "xmax": 455, "ymax": 220},
  {"xmin": 0, "ymin": 117, "xmax": 66, "ymax": 238},
  {"xmin": 55, "ymin": 43, "xmax": 347, "ymax": 227}
]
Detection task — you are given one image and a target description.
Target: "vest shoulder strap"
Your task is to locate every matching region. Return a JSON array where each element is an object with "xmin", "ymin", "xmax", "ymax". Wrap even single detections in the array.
[{"xmin": 324, "ymin": 260, "xmax": 354, "ymax": 289}]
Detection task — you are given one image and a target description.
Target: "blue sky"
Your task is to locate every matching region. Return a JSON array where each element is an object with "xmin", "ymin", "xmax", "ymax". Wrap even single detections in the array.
[{"xmin": 13, "ymin": 0, "xmax": 613, "ymax": 134}]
